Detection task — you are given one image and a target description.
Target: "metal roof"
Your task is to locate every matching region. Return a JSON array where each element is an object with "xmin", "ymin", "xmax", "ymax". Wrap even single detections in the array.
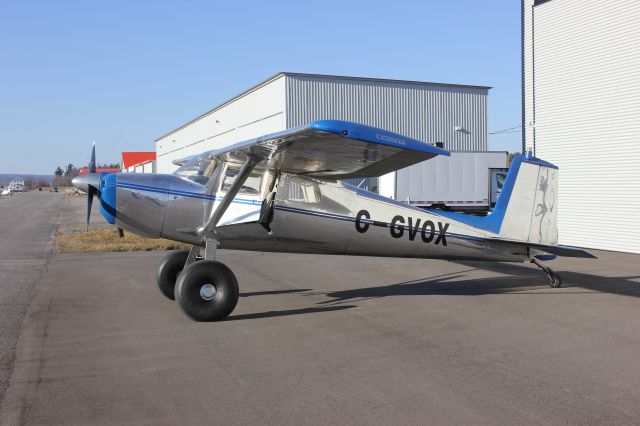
[
  {"xmin": 155, "ymin": 72, "xmax": 492, "ymax": 142},
  {"xmin": 121, "ymin": 152, "xmax": 156, "ymax": 169}
]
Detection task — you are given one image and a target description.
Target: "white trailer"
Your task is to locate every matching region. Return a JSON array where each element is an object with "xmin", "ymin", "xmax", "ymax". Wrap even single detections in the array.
[{"xmin": 392, "ymin": 151, "xmax": 508, "ymax": 211}]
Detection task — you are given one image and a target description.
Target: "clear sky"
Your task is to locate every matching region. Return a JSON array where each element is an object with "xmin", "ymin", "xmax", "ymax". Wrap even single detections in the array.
[{"xmin": 0, "ymin": 0, "xmax": 522, "ymax": 175}]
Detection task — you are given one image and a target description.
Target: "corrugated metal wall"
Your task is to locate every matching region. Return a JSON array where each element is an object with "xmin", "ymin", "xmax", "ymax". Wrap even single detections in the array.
[
  {"xmin": 523, "ymin": 0, "xmax": 534, "ymax": 153},
  {"xmin": 285, "ymin": 75, "xmax": 488, "ymax": 151},
  {"xmin": 523, "ymin": 0, "xmax": 640, "ymax": 253}
]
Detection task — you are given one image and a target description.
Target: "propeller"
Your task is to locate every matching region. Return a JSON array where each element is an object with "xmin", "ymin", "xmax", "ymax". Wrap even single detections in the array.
[
  {"xmin": 86, "ymin": 143, "xmax": 97, "ymax": 230},
  {"xmin": 71, "ymin": 143, "xmax": 101, "ymax": 232}
]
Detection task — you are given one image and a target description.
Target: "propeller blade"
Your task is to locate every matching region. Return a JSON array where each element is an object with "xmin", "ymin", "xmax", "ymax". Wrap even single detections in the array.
[
  {"xmin": 85, "ymin": 143, "xmax": 97, "ymax": 231},
  {"xmin": 90, "ymin": 142, "xmax": 96, "ymax": 174},
  {"xmin": 87, "ymin": 187, "xmax": 95, "ymax": 231}
]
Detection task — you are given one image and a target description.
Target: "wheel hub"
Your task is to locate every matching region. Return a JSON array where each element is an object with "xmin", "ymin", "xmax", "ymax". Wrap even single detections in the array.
[{"xmin": 200, "ymin": 283, "xmax": 217, "ymax": 301}]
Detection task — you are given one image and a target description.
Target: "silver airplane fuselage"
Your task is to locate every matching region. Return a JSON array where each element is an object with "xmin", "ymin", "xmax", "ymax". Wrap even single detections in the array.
[{"xmin": 103, "ymin": 171, "xmax": 528, "ymax": 264}]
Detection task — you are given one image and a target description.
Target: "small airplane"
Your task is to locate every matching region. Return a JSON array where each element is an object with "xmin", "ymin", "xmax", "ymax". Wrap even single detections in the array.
[{"xmin": 72, "ymin": 120, "xmax": 594, "ymax": 321}]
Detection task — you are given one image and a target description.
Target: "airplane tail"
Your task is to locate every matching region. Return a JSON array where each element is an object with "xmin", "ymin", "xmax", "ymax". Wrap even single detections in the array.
[
  {"xmin": 490, "ymin": 153, "xmax": 559, "ymax": 245},
  {"xmin": 437, "ymin": 153, "xmax": 594, "ymax": 258}
]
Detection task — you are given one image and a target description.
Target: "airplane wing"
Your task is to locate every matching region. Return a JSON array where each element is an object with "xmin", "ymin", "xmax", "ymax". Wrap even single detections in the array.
[{"xmin": 179, "ymin": 120, "xmax": 449, "ymax": 180}]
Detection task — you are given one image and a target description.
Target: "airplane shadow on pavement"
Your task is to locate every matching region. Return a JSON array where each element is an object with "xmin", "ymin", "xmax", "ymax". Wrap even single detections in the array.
[
  {"xmin": 319, "ymin": 262, "xmax": 640, "ymax": 305},
  {"xmin": 225, "ymin": 262, "xmax": 640, "ymax": 320},
  {"xmin": 240, "ymin": 289, "xmax": 312, "ymax": 297},
  {"xmin": 224, "ymin": 305, "xmax": 356, "ymax": 321},
  {"xmin": 225, "ymin": 288, "xmax": 355, "ymax": 321}
]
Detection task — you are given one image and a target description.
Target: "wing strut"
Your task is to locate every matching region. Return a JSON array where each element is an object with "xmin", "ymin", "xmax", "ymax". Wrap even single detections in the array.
[{"xmin": 196, "ymin": 155, "xmax": 262, "ymax": 237}]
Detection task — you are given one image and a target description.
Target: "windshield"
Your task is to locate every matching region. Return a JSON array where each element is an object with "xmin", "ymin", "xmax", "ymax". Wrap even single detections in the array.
[{"xmin": 174, "ymin": 158, "xmax": 215, "ymax": 185}]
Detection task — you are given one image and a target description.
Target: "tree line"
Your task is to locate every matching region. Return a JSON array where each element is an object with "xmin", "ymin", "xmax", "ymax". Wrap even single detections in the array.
[{"xmin": 52, "ymin": 163, "xmax": 120, "ymax": 187}]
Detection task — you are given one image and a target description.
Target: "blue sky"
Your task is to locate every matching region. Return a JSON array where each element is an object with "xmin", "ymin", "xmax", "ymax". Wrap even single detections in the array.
[{"xmin": 1, "ymin": 0, "xmax": 522, "ymax": 174}]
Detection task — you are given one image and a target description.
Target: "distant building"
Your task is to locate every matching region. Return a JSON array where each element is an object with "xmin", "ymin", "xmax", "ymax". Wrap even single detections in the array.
[
  {"xmin": 121, "ymin": 152, "xmax": 156, "ymax": 173},
  {"xmin": 8, "ymin": 178, "xmax": 25, "ymax": 191},
  {"xmin": 155, "ymin": 72, "xmax": 489, "ymax": 199}
]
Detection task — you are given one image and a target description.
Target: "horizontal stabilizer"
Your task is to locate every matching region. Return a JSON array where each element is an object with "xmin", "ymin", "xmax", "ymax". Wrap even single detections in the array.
[{"xmin": 489, "ymin": 238, "xmax": 597, "ymax": 258}]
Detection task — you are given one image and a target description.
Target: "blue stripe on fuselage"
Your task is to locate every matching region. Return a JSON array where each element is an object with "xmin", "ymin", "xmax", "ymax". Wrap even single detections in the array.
[
  {"xmin": 114, "ymin": 182, "xmax": 484, "ymax": 243},
  {"xmin": 116, "ymin": 182, "xmax": 261, "ymax": 205}
]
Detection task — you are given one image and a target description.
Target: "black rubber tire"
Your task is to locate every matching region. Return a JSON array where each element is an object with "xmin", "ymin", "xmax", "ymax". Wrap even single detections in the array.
[
  {"xmin": 157, "ymin": 249, "xmax": 190, "ymax": 300},
  {"xmin": 548, "ymin": 272, "xmax": 562, "ymax": 288},
  {"xmin": 175, "ymin": 260, "xmax": 239, "ymax": 322}
]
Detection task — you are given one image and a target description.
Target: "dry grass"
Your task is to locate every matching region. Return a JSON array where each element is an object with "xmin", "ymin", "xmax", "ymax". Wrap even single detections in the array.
[{"xmin": 55, "ymin": 223, "xmax": 189, "ymax": 253}]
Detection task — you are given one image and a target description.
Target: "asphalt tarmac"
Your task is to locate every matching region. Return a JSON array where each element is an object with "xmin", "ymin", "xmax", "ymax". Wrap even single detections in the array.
[
  {"xmin": 0, "ymin": 191, "xmax": 76, "ymax": 404},
  {"xmin": 1, "ymin": 193, "xmax": 640, "ymax": 425}
]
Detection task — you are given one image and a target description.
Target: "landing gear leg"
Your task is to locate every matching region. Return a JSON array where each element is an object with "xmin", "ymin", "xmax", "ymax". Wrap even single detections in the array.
[{"xmin": 531, "ymin": 258, "xmax": 562, "ymax": 288}]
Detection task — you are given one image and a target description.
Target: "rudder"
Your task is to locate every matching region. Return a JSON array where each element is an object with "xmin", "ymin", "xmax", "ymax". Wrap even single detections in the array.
[{"xmin": 494, "ymin": 154, "xmax": 558, "ymax": 245}]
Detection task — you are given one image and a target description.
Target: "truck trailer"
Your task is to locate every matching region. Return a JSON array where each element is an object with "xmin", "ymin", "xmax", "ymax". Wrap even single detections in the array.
[{"xmin": 391, "ymin": 151, "xmax": 508, "ymax": 212}]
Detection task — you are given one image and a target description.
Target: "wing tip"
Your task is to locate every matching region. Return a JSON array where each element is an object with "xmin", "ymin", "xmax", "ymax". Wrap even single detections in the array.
[{"xmin": 309, "ymin": 120, "xmax": 450, "ymax": 157}]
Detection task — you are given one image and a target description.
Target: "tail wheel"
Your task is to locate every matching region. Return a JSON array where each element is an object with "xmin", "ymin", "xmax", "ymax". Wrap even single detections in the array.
[
  {"xmin": 548, "ymin": 271, "xmax": 562, "ymax": 288},
  {"xmin": 157, "ymin": 249, "xmax": 190, "ymax": 300},
  {"xmin": 175, "ymin": 260, "xmax": 239, "ymax": 322}
]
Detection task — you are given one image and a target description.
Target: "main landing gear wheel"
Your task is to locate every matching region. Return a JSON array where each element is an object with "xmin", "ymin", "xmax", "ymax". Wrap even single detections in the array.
[
  {"xmin": 157, "ymin": 249, "xmax": 190, "ymax": 300},
  {"xmin": 175, "ymin": 260, "xmax": 239, "ymax": 322}
]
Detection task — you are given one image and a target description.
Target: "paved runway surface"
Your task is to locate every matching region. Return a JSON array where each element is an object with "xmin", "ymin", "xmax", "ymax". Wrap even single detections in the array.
[
  {"xmin": 2, "ymin": 193, "xmax": 640, "ymax": 425},
  {"xmin": 0, "ymin": 192, "xmax": 76, "ymax": 404}
]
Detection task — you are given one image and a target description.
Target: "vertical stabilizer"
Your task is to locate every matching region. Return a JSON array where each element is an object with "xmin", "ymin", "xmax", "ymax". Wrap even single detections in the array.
[
  {"xmin": 494, "ymin": 154, "xmax": 558, "ymax": 245},
  {"xmin": 435, "ymin": 154, "xmax": 559, "ymax": 246}
]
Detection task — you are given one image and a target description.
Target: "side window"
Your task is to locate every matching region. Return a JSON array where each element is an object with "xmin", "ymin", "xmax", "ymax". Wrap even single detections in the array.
[
  {"xmin": 286, "ymin": 176, "xmax": 322, "ymax": 203},
  {"xmin": 221, "ymin": 166, "xmax": 263, "ymax": 195}
]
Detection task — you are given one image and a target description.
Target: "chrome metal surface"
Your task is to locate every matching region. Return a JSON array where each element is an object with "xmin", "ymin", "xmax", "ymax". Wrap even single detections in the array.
[
  {"xmin": 71, "ymin": 174, "xmax": 100, "ymax": 193},
  {"xmin": 204, "ymin": 238, "xmax": 217, "ymax": 260},
  {"xmin": 161, "ymin": 176, "xmax": 208, "ymax": 245},
  {"xmin": 89, "ymin": 149, "xmax": 569, "ymax": 265},
  {"xmin": 185, "ymin": 245, "xmax": 201, "ymax": 266},
  {"xmin": 115, "ymin": 173, "xmax": 170, "ymax": 238},
  {"xmin": 199, "ymin": 284, "xmax": 217, "ymax": 301},
  {"xmin": 84, "ymin": 165, "xmax": 551, "ymax": 265},
  {"xmin": 108, "ymin": 169, "xmax": 536, "ymax": 263},
  {"xmin": 215, "ymin": 174, "xmax": 526, "ymax": 263}
]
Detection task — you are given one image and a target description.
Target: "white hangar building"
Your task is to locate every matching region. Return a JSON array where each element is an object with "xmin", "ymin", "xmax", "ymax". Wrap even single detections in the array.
[
  {"xmin": 155, "ymin": 72, "xmax": 489, "ymax": 199},
  {"xmin": 523, "ymin": 0, "xmax": 640, "ymax": 253}
]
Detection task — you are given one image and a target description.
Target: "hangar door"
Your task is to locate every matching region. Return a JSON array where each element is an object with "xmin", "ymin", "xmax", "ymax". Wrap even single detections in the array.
[{"xmin": 529, "ymin": 0, "xmax": 640, "ymax": 253}]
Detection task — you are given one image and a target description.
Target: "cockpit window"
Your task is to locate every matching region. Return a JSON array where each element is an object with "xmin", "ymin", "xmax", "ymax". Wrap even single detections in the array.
[
  {"xmin": 174, "ymin": 158, "xmax": 215, "ymax": 185},
  {"xmin": 221, "ymin": 166, "xmax": 263, "ymax": 195}
]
